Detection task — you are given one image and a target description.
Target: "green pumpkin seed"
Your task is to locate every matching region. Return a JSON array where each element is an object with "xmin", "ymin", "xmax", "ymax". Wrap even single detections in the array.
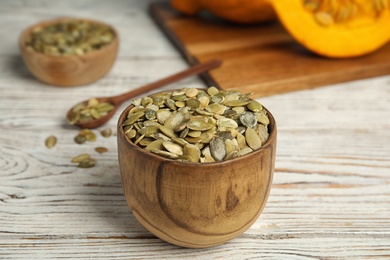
[
  {"xmin": 139, "ymin": 138, "xmax": 154, "ymax": 147},
  {"xmin": 187, "ymin": 118, "xmax": 214, "ymax": 131},
  {"xmin": 123, "ymin": 112, "xmax": 145, "ymax": 126},
  {"xmin": 74, "ymin": 134, "xmax": 86, "ymax": 144},
  {"xmin": 245, "ymin": 127, "xmax": 262, "ymax": 150},
  {"xmin": 126, "ymin": 129, "xmax": 137, "ymax": 139},
  {"xmin": 145, "ymin": 109, "xmax": 157, "ymax": 120},
  {"xmin": 172, "ymin": 137, "xmax": 189, "ymax": 146},
  {"xmin": 95, "ymin": 147, "xmax": 108, "ymax": 153},
  {"xmin": 205, "ymin": 103, "xmax": 226, "ymax": 115},
  {"xmin": 150, "ymin": 149, "xmax": 179, "ymax": 159},
  {"xmin": 198, "ymin": 96, "xmax": 210, "ymax": 108},
  {"xmin": 187, "ymin": 130, "xmax": 202, "ymax": 138},
  {"xmin": 96, "ymin": 103, "xmax": 114, "ymax": 113},
  {"xmin": 141, "ymin": 97, "xmax": 153, "ymax": 107},
  {"xmin": 209, "ymin": 137, "xmax": 227, "ymax": 161},
  {"xmin": 185, "ymin": 88, "xmax": 199, "ymax": 97},
  {"xmin": 240, "ymin": 112, "xmax": 258, "ymax": 128},
  {"xmin": 26, "ymin": 19, "xmax": 115, "ymax": 57},
  {"xmin": 45, "ymin": 135, "xmax": 57, "ymax": 149},
  {"xmin": 256, "ymin": 112, "xmax": 270, "ymax": 125},
  {"xmin": 183, "ymin": 143, "xmax": 201, "ymax": 162},
  {"xmin": 240, "ymin": 146, "xmax": 253, "ymax": 156},
  {"xmin": 224, "ymin": 99, "xmax": 250, "ymax": 107},
  {"xmin": 186, "ymin": 98, "xmax": 201, "ymax": 109},
  {"xmin": 67, "ymin": 98, "xmax": 114, "ymax": 126},
  {"xmin": 207, "ymin": 86, "xmax": 219, "ymax": 96},
  {"xmin": 165, "ymin": 98, "xmax": 177, "ymax": 110},
  {"xmin": 100, "ymin": 128, "xmax": 112, "ymax": 137},
  {"xmin": 164, "ymin": 112, "xmax": 187, "ymax": 130},
  {"xmin": 159, "ymin": 125, "xmax": 177, "ymax": 139},
  {"xmin": 247, "ymin": 100, "xmax": 263, "ymax": 112},
  {"xmin": 71, "ymin": 153, "xmax": 90, "ymax": 163},
  {"xmin": 77, "ymin": 158, "xmax": 96, "ymax": 168},
  {"xmin": 217, "ymin": 118, "xmax": 238, "ymax": 128}
]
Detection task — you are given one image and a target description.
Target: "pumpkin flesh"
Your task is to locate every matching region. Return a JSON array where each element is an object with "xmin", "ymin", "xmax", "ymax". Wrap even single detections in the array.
[{"xmin": 271, "ymin": 0, "xmax": 390, "ymax": 57}]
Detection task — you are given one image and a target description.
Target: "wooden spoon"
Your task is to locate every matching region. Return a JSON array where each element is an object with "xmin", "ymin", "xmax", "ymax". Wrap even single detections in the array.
[{"xmin": 67, "ymin": 59, "xmax": 222, "ymax": 129}]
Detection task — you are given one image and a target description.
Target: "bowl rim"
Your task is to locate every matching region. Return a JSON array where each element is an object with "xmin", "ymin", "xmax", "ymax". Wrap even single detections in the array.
[
  {"xmin": 117, "ymin": 89, "xmax": 277, "ymax": 167},
  {"xmin": 19, "ymin": 16, "xmax": 119, "ymax": 60}
]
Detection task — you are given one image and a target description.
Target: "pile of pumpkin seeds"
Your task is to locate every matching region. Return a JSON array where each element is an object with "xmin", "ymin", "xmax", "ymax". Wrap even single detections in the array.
[
  {"xmin": 26, "ymin": 19, "xmax": 115, "ymax": 56},
  {"xmin": 303, "ymin": 0, "xmax": 389, "ymax": 26},
  {"xmin": 67, "ymin": 98, "xmax": 115, "ymax": 125},
  {"xmin": 122, "ymin": 87, "xmax": 270, "ymax": 163}
]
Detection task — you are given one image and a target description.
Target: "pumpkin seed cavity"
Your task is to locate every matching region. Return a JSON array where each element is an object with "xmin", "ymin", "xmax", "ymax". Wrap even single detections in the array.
[
  {"xmin": 303, "ymin": 0, "xmax": 390, "ymax": 26},
  {"xmin": 122, "ymin": 87, "xmax": 271, "ymax": 163}
]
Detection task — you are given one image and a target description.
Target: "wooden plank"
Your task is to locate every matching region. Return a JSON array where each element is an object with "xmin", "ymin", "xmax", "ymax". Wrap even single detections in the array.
[{"xmin": 150, "ymin": 2, "xmax": 390, "ymax": 97}]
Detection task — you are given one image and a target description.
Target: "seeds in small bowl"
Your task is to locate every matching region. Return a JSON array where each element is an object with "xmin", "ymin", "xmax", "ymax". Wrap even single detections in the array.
[
  {"xmin": 25, "ymin": 19, "xmax": 115, "ymax": 56},
  {"xmin": 121, "ymin": 87, "xmax": 270, "ymax": 163}
]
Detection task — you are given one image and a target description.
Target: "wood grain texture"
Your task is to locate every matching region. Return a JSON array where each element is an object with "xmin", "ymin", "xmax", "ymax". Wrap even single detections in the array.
[
  {"xmin": 0, "ymin": 0, "xmax": 390, "ymax": 259},
  {"xmin": 150, "ymin": 2, "xmax": 390, "ymax": 98}
]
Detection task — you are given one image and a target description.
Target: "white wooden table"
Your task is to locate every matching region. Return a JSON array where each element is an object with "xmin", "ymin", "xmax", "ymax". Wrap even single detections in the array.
[{"xmin": 1, "ymin": 1, "xmax": 389, "ymax": 259}]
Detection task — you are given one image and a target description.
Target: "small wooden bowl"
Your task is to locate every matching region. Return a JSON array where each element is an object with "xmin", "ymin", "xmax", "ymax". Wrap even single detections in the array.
[
  {"xmin": 19, "ymin": 18, "xmax": 119, "ymax": 87},
  {"xmin": 117, "ymin": 92, "xmax": 277, "ymax": 248}
]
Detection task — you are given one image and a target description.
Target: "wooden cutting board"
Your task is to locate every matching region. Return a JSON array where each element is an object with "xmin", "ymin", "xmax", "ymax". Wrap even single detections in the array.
[{"xmin": 149, "ymin": 2, "xmax": 390, "ymax": 98}]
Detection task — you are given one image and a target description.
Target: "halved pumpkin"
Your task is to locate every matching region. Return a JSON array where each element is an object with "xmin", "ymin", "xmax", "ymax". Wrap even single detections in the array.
[
  {"xmin": 171, "ymin": 0, "xmax": 276, "ymax": 24},
  {"xmin": 270, "ymin": 0, "xmax": 390, "ymax": 58}
]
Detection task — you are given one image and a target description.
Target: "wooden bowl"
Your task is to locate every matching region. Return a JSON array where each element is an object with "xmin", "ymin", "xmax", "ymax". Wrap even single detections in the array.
[
  {"xmin": 19, "ymin": 18, "xmax": 119, "ymax": 87},
  {"xmin": 117, "ymin": 93, "xmax": 277, "ymax": 248}
]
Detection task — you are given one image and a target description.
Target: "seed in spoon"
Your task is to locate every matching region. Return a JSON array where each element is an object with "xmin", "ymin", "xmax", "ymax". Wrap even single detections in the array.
[{"xmin": 67, "ymin": 98, "xmax": 114, "ymax": 126}]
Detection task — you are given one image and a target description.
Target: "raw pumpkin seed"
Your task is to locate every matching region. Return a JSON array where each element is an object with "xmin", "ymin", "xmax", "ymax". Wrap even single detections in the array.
[
  {"xmin": 162, "ymin": 141, "xmax": 184, "ymax": 155},
  {"xmin": 304, "ymin": 0, "xmax": 389, "ymax": 26},
  {"xmin": 71, "ymin": 153, "xmax": 91, "ymax": 163},
  {"xmin": 74, "ymin": 129, "xmax": 97, "ymax": 144},
  {"xmin": 100, "ymin": 128, "xmax": 112, "ymax": 138},
  {"xmin": 95, "ymin": 147, "xmax": 108, "ymax": 153},
  {"xmin": 45, "ymin": 135, "xmax": 57, "ymax": 149},
  {"xmin": 245, "ymin": 127, "xmax": 262, "ymax": 150},
  {"xmin": 240, "ymin": 112, "xmax": 258, "ymax": 128},
  {"xmin": 150, "ymin": 149, "xmax": 179, "ymax": 159},
  {"xmin": 77, "ymin": 158, "xmax": 96, "ymax": 168},
  {"xmin": 209, "ymin": 137, "xmax": 227, "ymax": 161}
]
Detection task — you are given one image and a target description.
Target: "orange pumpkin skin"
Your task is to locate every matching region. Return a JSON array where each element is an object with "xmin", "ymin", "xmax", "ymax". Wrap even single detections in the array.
[
  {"xmin": 271, "ymin": 0, "xmax": 390, "ymax": 58},
  {"xmin": 171, "ymin": 0, "xmax": 276, "ymax": 24}
]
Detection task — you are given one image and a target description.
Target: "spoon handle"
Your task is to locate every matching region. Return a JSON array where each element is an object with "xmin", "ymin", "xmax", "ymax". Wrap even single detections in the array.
[{"xmin": 111, "ymin": 59, "xmax": 222, "ymax": 105}]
